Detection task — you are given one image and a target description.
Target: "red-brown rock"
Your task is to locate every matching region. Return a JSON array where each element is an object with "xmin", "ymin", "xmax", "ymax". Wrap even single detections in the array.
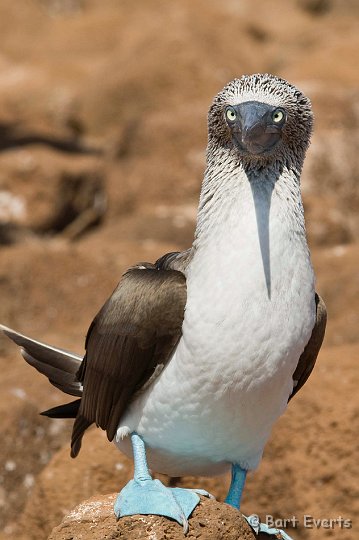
[{"xmin": 48, "ymin": 494, "xmax": 275, "ymax": 540}]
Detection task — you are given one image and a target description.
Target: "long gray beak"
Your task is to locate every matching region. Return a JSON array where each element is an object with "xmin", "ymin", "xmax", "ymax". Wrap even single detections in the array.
[{"xmin": 232, "ymin": 101, "xmax": 282, "ymax": 155}]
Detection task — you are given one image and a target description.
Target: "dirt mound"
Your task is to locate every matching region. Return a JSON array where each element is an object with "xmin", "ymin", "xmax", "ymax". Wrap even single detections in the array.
[{"xmin": 48, "ymin": 494, "xmax": 274, "ymax": 540}]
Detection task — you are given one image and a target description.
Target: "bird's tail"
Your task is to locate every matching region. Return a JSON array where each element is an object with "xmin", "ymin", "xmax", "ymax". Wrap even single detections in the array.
[
  {"xmin": 41, "ymin": 399, "xmax": 82, "ymax": 419},
  {"xmin": 0, "ymin": 324, "xmax": 83, "ymax": 418}
]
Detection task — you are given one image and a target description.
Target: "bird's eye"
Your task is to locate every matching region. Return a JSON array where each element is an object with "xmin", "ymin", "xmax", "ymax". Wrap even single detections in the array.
[
  {"xmin": 272, "ymin": 109, "xmax": 285, "ymax": 123},
  {"xmin": 226, "ymin": 107, "xmax": 237, "ymax": 122}
]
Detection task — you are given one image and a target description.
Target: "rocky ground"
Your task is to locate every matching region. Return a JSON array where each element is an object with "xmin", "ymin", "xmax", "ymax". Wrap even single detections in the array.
[
  {"xmin": 47, "ymin": 494, "xmax": 274, "ymax": 540},
  {"xmin": 0, "ymin": 1, "xmax": 358, "ymax": 539}
]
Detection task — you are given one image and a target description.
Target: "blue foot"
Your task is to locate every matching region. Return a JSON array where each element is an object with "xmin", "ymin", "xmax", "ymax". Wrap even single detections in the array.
[
  {"xmin": 116, "ymin": 433, "xmax": 213, "ymax": 532},
  {"xmin": 114, "ymin": 478, "xmax": 205, "ymax": 532},
  {"xmin": 245, "ymin": 514, "xmax": 294, "ymax": 539}
]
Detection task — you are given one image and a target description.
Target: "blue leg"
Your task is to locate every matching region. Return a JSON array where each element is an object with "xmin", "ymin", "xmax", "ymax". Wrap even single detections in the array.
[
  {"xmin": 225, "ymin": 464, "xmax": 294, "ymax": 540},
  {"xmin": 225, "ymin": 463, "xmax": 247, "ymax": 508},
  {"xmin": 114, "ymin": 433, "xmax": 212, "ymax": 532}
]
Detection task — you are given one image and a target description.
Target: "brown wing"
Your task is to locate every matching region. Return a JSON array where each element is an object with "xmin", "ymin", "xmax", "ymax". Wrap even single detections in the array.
[
  {"xmin": 71, "ymin": 263, "xmax": 187, "ymax": 457},
  {"xmin": 289, "ymin": 293, "xmax": 327, "ymax": 401}
]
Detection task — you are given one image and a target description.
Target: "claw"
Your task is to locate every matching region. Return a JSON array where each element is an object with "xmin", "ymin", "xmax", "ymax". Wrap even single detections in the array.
[
  {"xmin": 190, "ymin": 488, "xmax": 216, "ymax": 499},
  {"xmin": 246, "ymin": 514, "xmax": 260, "ymax": 534},
  {"xmin": 181, "ymin": 513, "xmax": 189, "ymax": 535},
  {"xmin": 245, "ymin": 514, "xmax": 294, "ymax": 539}
]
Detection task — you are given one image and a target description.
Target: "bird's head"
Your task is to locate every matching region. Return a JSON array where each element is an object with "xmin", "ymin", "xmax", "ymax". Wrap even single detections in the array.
[{"xmin": 208, "ymin": 74, "xmax": 313, "ymax": 168}]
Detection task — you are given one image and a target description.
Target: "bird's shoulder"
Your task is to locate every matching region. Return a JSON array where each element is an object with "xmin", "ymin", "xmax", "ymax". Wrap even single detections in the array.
[{"xmin": 84, "ymin": 258, "xmax": 187, "ymax": 351}]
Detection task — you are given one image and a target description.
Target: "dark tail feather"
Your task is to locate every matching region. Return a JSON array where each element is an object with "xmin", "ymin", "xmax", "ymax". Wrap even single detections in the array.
[
  {"xmin": 0, "ymin": 324, "xmax": 83, "ymax": 397},
  {"xmin": 71, "ymin": 414, "xmax": 92, "ymax": 458},
  {"xmin": 41, "ymin": 399, "xmax": 82, "ymax": 419}
]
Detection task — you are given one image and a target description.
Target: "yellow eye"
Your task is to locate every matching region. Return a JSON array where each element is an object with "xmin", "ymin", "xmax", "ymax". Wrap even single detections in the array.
[
  {"xmin": 272, "ymin": 109, "xmax": 285, "ymax": 123},
  {"xmin": 226, "ymin": 107, "xmax": 237, "ymax": 121}
]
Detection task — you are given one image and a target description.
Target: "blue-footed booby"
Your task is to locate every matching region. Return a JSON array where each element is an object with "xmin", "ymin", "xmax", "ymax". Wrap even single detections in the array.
[{"xmin": 1, "ymin": 74, "xmax": 326, "ymax": 539}]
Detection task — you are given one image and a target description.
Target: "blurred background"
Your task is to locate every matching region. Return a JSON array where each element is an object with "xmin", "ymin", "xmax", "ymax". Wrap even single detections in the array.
[{"xmin": 0, "ymin": 1, "xmax": 358, "ymax": 538}]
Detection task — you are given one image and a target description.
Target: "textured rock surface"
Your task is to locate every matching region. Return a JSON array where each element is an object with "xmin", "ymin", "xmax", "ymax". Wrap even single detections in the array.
[
  {"xmin": 48, "ymin": 494, "xmax": 274, "ymax": 540},
  {"xmin": 0, "ymin": 151, "xmax": 105, "ymax": 242}
]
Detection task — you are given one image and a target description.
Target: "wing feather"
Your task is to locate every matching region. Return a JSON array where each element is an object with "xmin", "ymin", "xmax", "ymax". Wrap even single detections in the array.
[
  {"xmin": 290, "ymin": 293, "xmax": 327, "ymax": 400},
  {"xmin": 71, "ymin": 264, "xmax": 186, "ymax": 457}
]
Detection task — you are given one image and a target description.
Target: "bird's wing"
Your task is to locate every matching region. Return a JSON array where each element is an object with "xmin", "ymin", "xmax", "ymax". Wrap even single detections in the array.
[
  {"xmin": 71, "ymin": 263, "xmax": 187, "ymax": 457},
  {"xmin": 290, "ymin": 293, "xmax": 327, "ymax": 400}
]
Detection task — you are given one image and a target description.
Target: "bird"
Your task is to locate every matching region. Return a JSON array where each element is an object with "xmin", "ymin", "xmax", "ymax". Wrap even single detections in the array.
[{"xmin": 1, "ymin": 73, "xmax": 326, "ymax": 539}]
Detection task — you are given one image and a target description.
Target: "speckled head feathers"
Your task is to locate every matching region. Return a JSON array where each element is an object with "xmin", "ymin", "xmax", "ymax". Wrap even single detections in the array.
[{"xmin": 208, "ymin": 74, "xmax": 313, "ymax": 167}]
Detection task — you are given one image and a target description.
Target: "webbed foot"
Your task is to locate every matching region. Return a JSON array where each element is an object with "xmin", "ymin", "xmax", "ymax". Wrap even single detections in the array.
[
  {"xmin": 114, "ymin": 478, "xmax": 213, "ymax": 533},
  {"xmin": 246, "ymin": 514, "xmax": 294, "ymax": 539}
]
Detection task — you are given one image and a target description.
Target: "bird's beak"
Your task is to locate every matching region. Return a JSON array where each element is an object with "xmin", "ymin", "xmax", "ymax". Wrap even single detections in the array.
[{"xmin": 232, "ymin": 101, "xmax": 282, "ymax": 155}]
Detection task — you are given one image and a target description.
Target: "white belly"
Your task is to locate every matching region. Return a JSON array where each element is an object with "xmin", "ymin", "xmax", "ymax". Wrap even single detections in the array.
[{"xmin": 116, "ymin": 179, "xmax": 316, "ymax": 476}]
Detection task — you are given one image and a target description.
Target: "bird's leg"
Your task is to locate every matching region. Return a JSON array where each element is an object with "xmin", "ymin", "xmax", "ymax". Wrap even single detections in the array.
[
  {"xmin": 225, "ymin": 463, "xmax": 247, "ymax": 508},
  {"xmin": 131, "ymin": 431, "xmax": 152, "ymax": 482},
  {"xmin": 225, "ymin": 464, "xmax": 294, "ymax": 540},
  {"xmin": 114, "ymin": 432, "xmax": 212, "ymax": 533}
]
